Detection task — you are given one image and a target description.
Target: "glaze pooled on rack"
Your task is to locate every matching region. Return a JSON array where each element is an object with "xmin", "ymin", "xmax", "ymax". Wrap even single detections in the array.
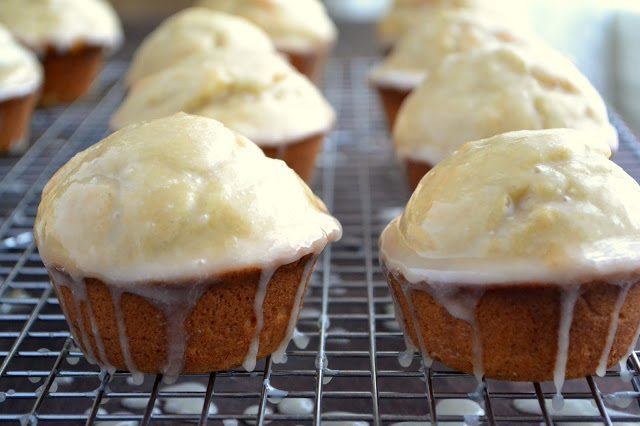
[
  {"xmin": 381, "ymin": 129, "xmax": 640, "ymax": 403},
  {"xmin": 35, "ymin": 114, "xmax": 341, "ymax": 379},
  {"xmin": 127, "ymin": 7, "xmax": 275, "ymax": 85}
]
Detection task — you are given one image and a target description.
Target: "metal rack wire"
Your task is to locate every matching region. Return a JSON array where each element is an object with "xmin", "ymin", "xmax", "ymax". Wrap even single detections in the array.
[{"xmin": 0, "ymin": 57, "xmax": 639, "ymax": 425}]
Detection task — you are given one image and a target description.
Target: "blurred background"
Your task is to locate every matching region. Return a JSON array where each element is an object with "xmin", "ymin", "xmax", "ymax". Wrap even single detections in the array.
[{"xmin": 109, "ymin": 0, "xmax": 640, "ymax": 135}]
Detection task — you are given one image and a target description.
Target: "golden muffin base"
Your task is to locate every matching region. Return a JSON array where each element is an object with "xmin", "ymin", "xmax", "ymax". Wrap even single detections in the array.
[
  {"xmin": 40, "ymin": 44, "xmax": 105, "ymax": 106},
  {"xmin": 405, "ymin": 159, "xmax": 433, "ymax": 191},
  {"xmin": 49, "ymin": 254, "xmax": 317, "ymax": 374},
  {"xmin": 385, "ymin": 270, "xmax": 640, "ymax": 382},
  {"xmin": 0, "ymin": 93, "xmax": 38, "ymax": 154},
  {"xmin": 374, "ymin": 84, "xmax": 411, "ymax": 129},
  {"xmin": 261, "ymin": 133, "xmax": 325, "ymax": 183},
  {"xmin": 280, "ymin": 46, "xmax": 331, "ymax": 84}
]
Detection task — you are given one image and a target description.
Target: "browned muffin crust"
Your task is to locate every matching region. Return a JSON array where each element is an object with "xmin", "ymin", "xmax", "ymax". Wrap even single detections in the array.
[
  {"xmin": 0, "ymin": 92, "xmax": 38, "ymax": 154},
  {"xmin": 50, "ymin": 254, "xmax": 317, "ymax": 374},
  {"xmin": 281, "ymin": 46, "xmax": 331, "ymax": 84},
  {"xmin": 375, "ymin": 85, "xmax": 411, "ymax": 129},
  {"xmin": 261, "ymin": 133, "xmax": 325, "ymax": 182},
  {"xmin": 40, "ymin": 44, "xmax": 104, "ymax": 106},
  {"xmin": 385, "ymin": 269, "xmax": 640, "ymax": 382}
]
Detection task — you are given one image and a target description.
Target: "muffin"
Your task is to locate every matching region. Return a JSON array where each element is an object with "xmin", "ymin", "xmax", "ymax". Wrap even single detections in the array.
[
  {"xmin": 370, "ymin": 10, "xmax": 535, "ymax": 128},
  {"xmin": 34, "ymin": 113, "xmax": 342, "ymax": 378},
  {"xmin": 0, "ymin": 25, "xmax": 42, "ymax": 154},
  {"xmin": 0, "ymin": 0, "xmax": 123, "ymax": 106},
  {"xmin": 380, "ymin": 129, "xmax": 640, "ymax": 398},
  {"xmin": 127, "ymin": 7, "xmax": 275, "ymax": 86},
  {"xmin": 197, "ymin": 0, "xmax": 337, "ymax": 83},
  {"xmin": 377, "ymin": 0, "xmax": 522, "ymax": 51},
  {"xmin": 394, "ymin": 45, "xmax": 618, "ymax": 190},
  {"xmin": 111, "ymin": 50, "xmax": 335, "ymax": 182}
]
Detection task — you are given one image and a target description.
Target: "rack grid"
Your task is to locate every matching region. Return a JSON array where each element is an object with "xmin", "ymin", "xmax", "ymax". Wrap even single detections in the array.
[{"xmin": 0, "ymin": 57, "xmax": 639, "ymax": 426}]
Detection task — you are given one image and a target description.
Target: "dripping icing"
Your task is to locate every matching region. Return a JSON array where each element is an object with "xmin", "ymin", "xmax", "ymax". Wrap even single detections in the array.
[
  {"xmin": 109, "ymin": 287, "xmax": 141, "ymax": 378},
  {"xmin": 243, "ymin": 268, "xmax": 276, "ymax": 372},
  {"xmin": 596, "ymin": 283, "xmax": 632, "ymax": 377},
  {"xmin": 273, "ymin": 255, "xmax": 317, "ymax": 364},
  {"xmin": 553, "ymin": 286, "xmax": 580, "ymax": 411}
]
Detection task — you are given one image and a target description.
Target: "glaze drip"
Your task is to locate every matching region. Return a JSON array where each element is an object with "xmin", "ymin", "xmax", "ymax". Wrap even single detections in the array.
[
  {"xmin": 553, "ymin": 286, "xmax": 580, "ymax": 410},
  {"xmin": 273, "ymin": 256, "xmax": 317, "ymax": 364},
  {"xmin": 109, "ymin": 287, "xmax": 141, "ymax": 378},
  {"xmin": 597, "ymin": 283, "xmax": 632, "ymax": 377},
  {"xmin": 243, "ymin": 268, "xmax": 277, "ymax": 372}
]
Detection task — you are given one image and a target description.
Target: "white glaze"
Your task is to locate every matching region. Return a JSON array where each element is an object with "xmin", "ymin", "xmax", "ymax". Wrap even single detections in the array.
[
  {"xmin": 0, "ymin": 0, "xmax": 123, "ymax": 53},
  {"xmin": 597, "ymin": 284, "xmax": 632, "ymax": 377},
  {"xmin": 553, "ymin": 286, "xmax": 580, "ymax": 410},
  {"xmin": 243, "ymin": 405, "xmax": 274, "ymax": 425},
  {"xmin": 513, "ymin": 398, "xmax": 633, "ymax": 421},
  {"xmin": 161, "ymin": 382, "xmax": 217, "ymax": 415},
  {"xmin": 264, "ymin": 380, "xmax": 288, "ymax": 404},
  {"xmin": 244, "ymin": 268, "xmax": 276, "ymax": 372},
  {"xmin": 273, "ymin": 256, "xmax": 317, "ymax": 364},
  {"xmin": 109, "ymin": 288, "xmax": 140, "ymax": 378},
  {"xmin": 0, "ymin": 25, "xmax": 42, "ymax": 102},
  {"xmin": 197, "ymin": 0, "xmax": 337, "ymax": 52},
  {"xmin": 277, "ymin": 397, "xmax": 313, "ymax": 416}
]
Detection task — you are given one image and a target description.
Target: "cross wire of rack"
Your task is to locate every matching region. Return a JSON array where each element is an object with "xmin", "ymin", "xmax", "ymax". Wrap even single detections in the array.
[{"xmin": 0, "ymin": 57, "xmax": 640, "ymax": 426}]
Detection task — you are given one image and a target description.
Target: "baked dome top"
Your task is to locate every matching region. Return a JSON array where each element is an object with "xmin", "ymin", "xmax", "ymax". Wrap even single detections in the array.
[
  {"xmin": 197, "ymin": 0, "xmax": 337, "ymax": 52},
  {"xmin": 35, "ymin": 113, "xmax": 342, "ymax": 283},
  {"xmin": 370, "ymin": 10, "xmax": 535, "ymax": 90},
  {"xmin": 381, "ymin": 129, "xmax": 640, "ymax": 284},
  {"xmin": 394, "ymin": 45, "xmax": 617, "ymax": 164},
  {"xmin": 377, "ymin": 0, "xmax": 520, "ymax": 46},
  {"xmin": 0, "ymin": 24, "xmax": 42, "ymax": 101},
  {"xmin": 0, "ymin": 0, "xmax": 123, "ymax": 53},
  {"xmin": 127, "ymin": 8, "xmax": 274, "ymax": 85},
  {"xmin": 111, "ymin": 50, "xmax": 335, "ymax": 146}
]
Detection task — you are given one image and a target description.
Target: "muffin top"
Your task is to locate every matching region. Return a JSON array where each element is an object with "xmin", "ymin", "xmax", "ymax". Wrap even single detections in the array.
[
  {"xmin": 35, "ymin": 113, "xmax": 342, "ymax": 284},
  {"xmin": 371, "ymin": 10, "xmax": 534, "ymax": 90},
  {"xmin": 0, "ymin": 0, "xmax": 123, "ymax": 53},
  {"xmin": 197, "ymin": 0, "xmax": 337, "ymax": 52},
  {"xmin": 111, "ymin": 50, "xmax": 335, "ymax": 146},
  {"xmin": 378, "ymin": 0, "xmax": 518, "ymax": 47},
  {"xmin": 380, "ymin": 129, "xmax": 640, "ymax": 285},
  {"xmin": 0, "ymin": 25, "xmax": 43, "ymax": 101},
  {"xmin": 127, "ymin": 8, "xmax": 275, "ymax": 85},
  {"xmin": 394, "ymin": 45, "xmax": 617, "ymax": 164}
]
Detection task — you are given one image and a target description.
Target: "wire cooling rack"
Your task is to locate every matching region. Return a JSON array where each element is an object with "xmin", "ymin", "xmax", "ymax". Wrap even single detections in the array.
[{"xmin": 0, "ymin": 57, "xmax": 640, "ymax": 426}]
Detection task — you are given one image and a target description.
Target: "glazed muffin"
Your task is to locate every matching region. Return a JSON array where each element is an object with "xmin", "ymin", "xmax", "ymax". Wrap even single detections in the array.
[
  {"xmin": 34, "ymin": 113, "xmax": 342, "ymax": 378},
  {"xmin": 0, "ymin": 0, "xmax": 123, "ymax": 106},
  {"xmin": 394, "ymin": 45, "xmax": 618, "ymax": 190},
  {"xmin": 0, "ymin": 25, "xmax": 42, "ymax": 154},
  {"xmin": 127, "ymin": 7, "xmax": 275, "ymax": 86},
  {"xmin": 111, "ymin": 50, "xmax": 335, "ymax": 182},
  {"xmin": 197, "ymin": 0, "xmax": 337, "ymax": 82},
  {"xmin": 380, "ymin": 129, "xmax": 640, "ymax": 399},
  {"xmin": 377, "ymin": 0, "xmax": 522, "ymax": 51},
  {"xmin": 370, "ymin": 10, "xmax": 535, "ymax": 128}
]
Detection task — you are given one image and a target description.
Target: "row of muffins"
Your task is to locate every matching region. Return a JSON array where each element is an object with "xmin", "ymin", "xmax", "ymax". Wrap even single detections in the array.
[
  {"xmin": 27, "ymin": 0, "xmax": 640, "ymax": 398},
  {"xmin": 33, "ymin": 0, "xmax": 344, "ymax": 380},
  {"xmin": 373, "ymin": 0, "xmax": 640, "ymax": 404},
  {"xmin": 370, "ymin": 5, "xmax": 616, "ymax": 189},
  {"xmin": 115, "ymin": 3, "xmax": 338, "ymax": 182},
  {"xmin": 0, "ymin": 0, "xmax": 123, "ymax": 154}
]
